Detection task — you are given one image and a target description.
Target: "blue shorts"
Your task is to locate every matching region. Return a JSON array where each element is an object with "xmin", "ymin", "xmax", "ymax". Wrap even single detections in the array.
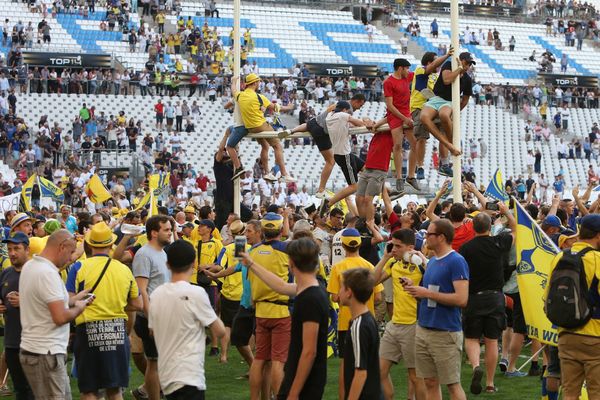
[
  {"xmin": 74, "ymin": 319, "xmax": 130, "ymax": 393},
  {"xmin": 424, "ymin": 96, "xmax": 452, "ymax": 112},
  {"xmin": 226, "ymin": 125, "xmax": 249, "ymax": 148}
]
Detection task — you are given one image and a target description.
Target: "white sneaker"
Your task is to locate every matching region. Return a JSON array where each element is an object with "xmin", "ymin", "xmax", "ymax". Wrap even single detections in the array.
[
  {"xmin": 263, "ymin": 173, "xmax": 277, "ymax": 181},
  {"xmin": 283, "ymin": 175, "xmax": 296, "ymax": 183},
  {"xmin": 315, "ymin": 191, "xmax": 332, "ymax": 200},
  {"xmin": 278, "ymin": 129, "xmax": 292, "ymax": 139}
]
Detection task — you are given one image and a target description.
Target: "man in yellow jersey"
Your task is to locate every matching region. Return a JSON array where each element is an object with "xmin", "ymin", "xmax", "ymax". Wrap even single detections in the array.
[
  {"xmin": 194, "ymin": 219, "xmax": 224, "ymax": 356},
  {"xmin": 213, "ymin": 220, "xmax": 248, "ymax": 363},
  {"xmin": 247, "ymin": 212, "xmax": 290, "ymax": 400},
  {"xmin": 546, "ymin": 214, "xmax": 600, "ymax": 400},
  {"xmin": 66, "ymin": 222, "xmax": 142, "ymax": 399},
  {"xmin": 236, "ymin": 73, "xmax": 294, "ymax": 183},
  {"xmin": 374, "ymin": 229, "xmax": 427, "ymax": 400},
  {"xmin": 410, "ymin": 49, "xmax": 452, "ymax": 180},
  {"xmin": 184, "ymin": 205, "xmax": 197, "ymax": 223},
  {"xmin": 327, "ymin": 227, "xmax": 384, "ymax": 400}
]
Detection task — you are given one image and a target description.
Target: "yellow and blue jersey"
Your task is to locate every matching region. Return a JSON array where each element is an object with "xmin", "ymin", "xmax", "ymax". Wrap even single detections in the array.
[
  {"xmin": 66, "ymin": 255, "xmax": 139, "ymax": 326},
  {"xmin": 217, "ymin": 243, "xmax": 250, "ymax": 301},
  {"xmin": 248, "ymin": 240, "xmax": 291, "ymax": 319}
]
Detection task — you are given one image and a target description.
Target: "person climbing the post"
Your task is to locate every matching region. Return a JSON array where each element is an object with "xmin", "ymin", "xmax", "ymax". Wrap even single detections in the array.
[
  {"xmin": 419, "ymin": 52, "xmax": 474, "ymax": 177},
  {"xmin": 235, "ymin": 73, "xmax": 295, "ymax": 183}
]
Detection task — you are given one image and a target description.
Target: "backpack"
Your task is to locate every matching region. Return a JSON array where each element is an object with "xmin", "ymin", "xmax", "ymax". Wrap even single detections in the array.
[{"xmin": 545, "ymin": 247, "xmax": 597, "ymax": 329}]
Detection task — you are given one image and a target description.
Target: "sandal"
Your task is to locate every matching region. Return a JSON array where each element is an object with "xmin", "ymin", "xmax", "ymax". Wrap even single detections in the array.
[{"xmin": 485, "ymin": 386, "xmax": 498, "ymax": 393}]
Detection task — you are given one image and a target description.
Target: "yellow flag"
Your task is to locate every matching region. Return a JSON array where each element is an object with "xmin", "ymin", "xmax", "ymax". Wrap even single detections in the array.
[
  {"xmin": 514, "ymin": 200, "xmax": 559, "ymax": 346},
  {"xmin": 149, "ymin": 173, "xmax": 170, "ymax": 196},
  {"xmin": 134, "ymin": 192, "xmax": 151, "ymax": 212},
  {"xmin": 134, "ymin": 191, "xmax": 158, "ymax": 216},
  {"xmin": 21, "ymin": 174, "xmax": 36, "ymax": 211},
  {"xmin": 85, "ymin": 174, "xmax": 112, "ymax": 204}
]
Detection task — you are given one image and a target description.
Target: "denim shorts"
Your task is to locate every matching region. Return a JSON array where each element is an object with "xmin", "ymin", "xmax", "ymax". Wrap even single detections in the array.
[
  {"xmin": 226, "ymin": 125, "xmax": 249, "ymax": 148},
  {"xmin": 424, "ymin": 96, "xmax": 452, "ymax": 112}
]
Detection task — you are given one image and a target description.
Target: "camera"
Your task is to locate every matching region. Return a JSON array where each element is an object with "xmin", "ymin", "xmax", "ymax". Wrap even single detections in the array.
[{"xmin": 485, "ymin": 202, "xmax": 500, "ymax": 211}]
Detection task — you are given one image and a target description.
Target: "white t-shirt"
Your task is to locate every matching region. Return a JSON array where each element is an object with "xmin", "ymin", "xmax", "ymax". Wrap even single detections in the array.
[
  {"xmin": 326, "ymin": 111, "xmax": 352, "ymax": 155},
  {"xmin": 19, "ymin": 255, "xmax": 71, "ymax": 354},
  {"xmin": 240, "ymin": 177, "xmax": 252, "ymax": 191},
  {"xmin": 313, "ymin": 227, "xmax": 332, "ymax": 265},
  {"xmin": 331, "ymin": 229, "xmax": 345, "ymax": 266},
  {"xmin": 232, "ymin": 97, "xmax": 244, "ymax": 128},
  {"xmin": 148, "ymin": 281, "xmax": 217, "ymax": 395}
]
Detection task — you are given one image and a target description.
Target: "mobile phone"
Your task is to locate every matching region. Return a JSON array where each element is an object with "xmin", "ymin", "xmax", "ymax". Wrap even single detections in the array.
[
  {"xmin": 83, "ymin": 293, "xmax": 96, "ymax": 303},
  {"xmin": 234, "ymin": 236, "xmax": 247, "ymax": 258},
  {"xmin": 386, "ymin": 242, "xmax": 393, "ymax": 253},
  {"xmin": 485, "ymin": 202, "xmax": 500, "ymax": 211},
  {"xmin": 400, "ymin": 277, "xmax": 409, "ymax": 286}
]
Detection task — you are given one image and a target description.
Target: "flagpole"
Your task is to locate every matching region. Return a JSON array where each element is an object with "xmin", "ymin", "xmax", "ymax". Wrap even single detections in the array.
[
  {"xmin": 232, "ymin": 0, "xmax": 241, "ymax": 217},
  {"xmin": 450, "ymin": 0, "xmax": 462, "ymax": 202}
]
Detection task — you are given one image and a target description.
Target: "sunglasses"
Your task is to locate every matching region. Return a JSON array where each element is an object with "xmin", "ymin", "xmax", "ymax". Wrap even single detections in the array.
[{"xmin": 425, "ymin": 232, "xmax": 443, "ymax": 237}]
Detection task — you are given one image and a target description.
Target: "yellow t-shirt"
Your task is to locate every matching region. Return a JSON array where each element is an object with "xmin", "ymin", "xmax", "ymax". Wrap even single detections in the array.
[
  {"xmin": 383, "ymin": 257, "xmax": 423, "ymax": 325},
  {"xmin": 210, "ymin": 62, "xmax": 220, "ymax": 75},
  {"xmin": 248, "ymin": 240, "xmax": 291, "ymax": 318},
  {"xmin": 327, "ymin": 256, "xmax": 384, "ymax": 331},
  {"xmin": 546, "ymin": 242, "xmax": 600, "ymax": 337},
  {"xmin": 410, "ymin": 65, "xmax": 438, "ymax": 113},
  {"xmin": 217, "ymin": 243, "xmax": 250, "ymax": 301},
  {"xmin": 66, "ymin": 255, "xmax": 139, "ymax": 326},
  {"xmin": 191, "ymin": 238, "xmax": 223, "ymax": 285},
  {"xmin": 156, "ymin": 14, "xmax": 165, "ymax": 23},
  {"xmin": 189, "ymin": 226, "xmax": 222, "ymax": 243},
  {"xmin": 236, "ymin": 89, "xmax": 271, "ymax": 129}
]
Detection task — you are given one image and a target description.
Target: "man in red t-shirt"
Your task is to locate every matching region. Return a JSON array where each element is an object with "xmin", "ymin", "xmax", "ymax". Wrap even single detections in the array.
[
  {"xmin": 154, "ymin": 99, "xmax": 164, "ymax": 131},
  {"xmin": 196, "ymin": 172, "xmax": 209, "ymax": 191},
  {"xmin": 425, "ymin": 180, "xmax": 489, "ymax": 250},
  {"xmin": 384, "ymin": 58, "xmax": 418, "ymax": 194},
  {"xmin": 356, "ymin": 117, "xmax": 394, "ymax": 224}
]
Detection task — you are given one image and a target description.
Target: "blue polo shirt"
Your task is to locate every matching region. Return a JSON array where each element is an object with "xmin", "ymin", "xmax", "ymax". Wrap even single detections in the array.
[{"xmin": 418, "ymin": 250, "xmax": 469, "ymax": 332}]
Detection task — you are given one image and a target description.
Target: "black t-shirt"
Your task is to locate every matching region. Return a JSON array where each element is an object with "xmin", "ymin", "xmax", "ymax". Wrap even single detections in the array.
[
  {"xmin": 459, "ymin": 233, "xmax": 513, "ymax": 294},
  {"xmin": 278, "ymin": 286, "xmax": 329, "ymax": 400},
  {"xmin": 433, "ymin": 60, "xmax": 473, "ymax": 102},
  {"xmin": 343, "ymin": 312, "xmax": 381, "ymax": 400},
  {"xmin": 0, "ymin": 267, "xmax": 23, "ymax": 348},
  {"xmin": 213, "ymin": 153, "xmax": 233, "ymax": 201}
]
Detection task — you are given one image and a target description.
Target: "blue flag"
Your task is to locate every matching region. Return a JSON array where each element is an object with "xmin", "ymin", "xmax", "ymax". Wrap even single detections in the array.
[
  {"xmin": 38, "ymin": 176, "xmax": 65, "ymax": 203},
  {"xmin": 484, "ymin": 168, "xmax": 509, "ymax": 202}
]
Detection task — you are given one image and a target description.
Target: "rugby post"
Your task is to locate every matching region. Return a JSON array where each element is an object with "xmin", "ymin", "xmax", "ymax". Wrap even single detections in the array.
[
  {"xmin": 450, "ymin": 0, "xmax": 462, "ymax": 201},
  {"xmin": 233, "ymin": 0, "xmax": 241, "ymax": 216}
]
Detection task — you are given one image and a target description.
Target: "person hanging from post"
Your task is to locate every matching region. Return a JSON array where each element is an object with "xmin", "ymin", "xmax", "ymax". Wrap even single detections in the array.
[
  {"xmin": 278, "ymin": 94, "xmax": 367, "ymax": 200},
  {"xmin": 419, "ymin": 52, "xmax": 474, "ymax": 177},
  {"xmin": 318, "ymin": 100, "xmax": 374, "ymax": 218}
]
